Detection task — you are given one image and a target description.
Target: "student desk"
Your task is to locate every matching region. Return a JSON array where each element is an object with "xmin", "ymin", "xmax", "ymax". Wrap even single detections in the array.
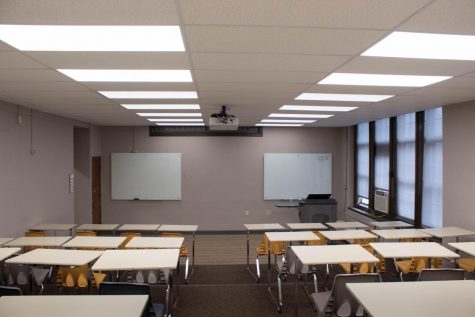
[
  {"xmin": 291, "ymin": 244, "xmax": 379, "ymax": 316},
  {"xmin": 157, "ymin": 224, "xmax": 198, "ymax": 283},
  {"xmin": 0, "ymin": 295, "xmax": 149, "ymax": 317},
  {"xmin": 243, "ymin": 223, "xmax": 285, "ymax": 281},
  {"xmin": 92, "ymin": 249, "xmax": 180, "ymax": 316},
  {"xmin": 325, "ymin": 221, "xmax": 368, "ymax": 230},
  {"xmin": 369, "ymin": 220, "xmax": 412, "ymax": 229},
  {"xmin": 116, "ymin": 224, "xmax": 161, "ymax": 232},
  {"xmin": 0, "ymin": 238, "xmax": 14, "ymax": 246},
  {"xmin": 125, "ymin": 237, "xmax": 184, "ymax": 249},
  {"xmin": 421, "ymin": 226, "xmax": 475, "ymax": 242},
  {"xmin": 4, "ymin": 236, "xmax": 72, "ymax": 248},
  {"xmin": 371, "ymin": 229, "xmax": 431, "ymax": 241},
  {"xmin": 286, "ymin": 223, "xmax": 327, "ymax": 231},
  {"xmin": 75, "ymin": 224, "xmax": 120, "ymax": 233},
  {"xmin": 347, "ymin": 280, "xmax": 475, "ymax": 317},
  {"xmin": 449, "ymin": 242, "xmax": 475, "ymax": 256},
  {"xmin": 62, "ymin": 236, "xmax": 126, "ymax": 249},
  {"xmin": 29, "ymin": 223, "xmax": 76, "ymax": 235},
  {"xmin": 319, "ymin": 229, "xmax": 377, "ymax": 243}
]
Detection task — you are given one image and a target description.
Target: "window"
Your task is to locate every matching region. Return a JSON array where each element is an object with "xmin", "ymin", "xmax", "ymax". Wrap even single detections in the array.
[
  {"xmin": 356, "ymin": 123, "xmax": 370, "ymax": 201},
  {"xmin": 374, "ymin": 118, "xmax": 390, "ymax": 190},
  {"xmin": 422, "ymin": 107, "xmax": 443, "ymax": 227}
]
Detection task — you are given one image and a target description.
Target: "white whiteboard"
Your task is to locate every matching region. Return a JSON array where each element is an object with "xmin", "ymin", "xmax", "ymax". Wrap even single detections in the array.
[
  {"xmin": 264, "ymin": 153, "xmax": 332, "ymax": 200},
  {"xmin": 111, "ymin": 153, "xmax": 181, "ymax": 200}
]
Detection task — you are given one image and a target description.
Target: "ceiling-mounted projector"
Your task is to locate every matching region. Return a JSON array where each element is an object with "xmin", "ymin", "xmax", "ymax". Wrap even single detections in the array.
[{"xmin": 209, "ymin": 105, "xmax": 239, "ymax": 130}]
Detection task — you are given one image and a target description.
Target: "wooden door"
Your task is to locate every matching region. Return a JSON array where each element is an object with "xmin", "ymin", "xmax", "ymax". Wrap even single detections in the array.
[{"xmin": 92, "ymin": 156, "xmax": 102, "ymax": 224}]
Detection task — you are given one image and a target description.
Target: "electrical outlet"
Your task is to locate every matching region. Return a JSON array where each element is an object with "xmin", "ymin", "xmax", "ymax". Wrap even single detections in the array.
[
  {"xmin": 244, "ymin": 210, "xmax": 250, "ymax": 216},
  {"xmin": 265, "ymin": 209, "xmax": 272, "ymax": 216}
]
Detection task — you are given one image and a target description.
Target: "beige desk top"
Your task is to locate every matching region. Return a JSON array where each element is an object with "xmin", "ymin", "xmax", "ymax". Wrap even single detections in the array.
[
  {"xmin": 286, "ymin": 223, "xmax": 327, "ymax": 230},
  {"xmin": 347, "ymin": 280, "xmax": 475, "ymax": 317},
  {"xmin": 0, "ymin": 247, "xmax": 21, "ymax": 262},
  {"xmin": 326, "ymin": 221, "xmax": 369, "ymax": 230},
  {"xmin": 0, "ymin": 238, "xmax": 14, "ymax": 246},
  {"xmin": 30, "ymin": 223, "xmax": 76, "ymax": 231},
  {"xmin": 92, "ymin": 249, "xmax": 180, "ymax": 271},
  {"xmin": 371, "ymin": 229, "xmax": 431, "ymax": 240},
  {"xmin": 62, "ymin": 236, "xmax": 126, "ymax": 249},
  {"xmin": 158, "ymin": 224, "xmax": 198, "ymax": 232},
  {"xmin": 320, "ymin": 229, "xmax": 377, "ymax": 241},
  {"xmin": 0, "ymin": 295, "xmax": 148, "ymax": 317},
  {"xmin": 291, "ymin": 244, "xmax": 379, "ymax": 266},
  {"xmin": 421, "ymin": 226, "xmax": 475, "ymax": 238},
  {"xmin": 265, "ymin": 231, "xmax": 319, "ymax": 242},
  {"xmin": 369, "ymin": 221, "xmax": 412, "ymax": 229},
  {"xmin": 4, "ymin": 236, "xmax": 71, "ymax": 247},
  {"xmin": 449, "ymin": 242, "xmax": 475, "ymax": 256},
  {"xmin": 244, "ymin": 223, "xmax": 285, "ymax": 231},
  {"xmin": 126, "ymin": 237, "xmax": 184, "ymax": 249},
  {"xmin": 369, "ymin": 242, "xmax": 460, "ymax": 259},
  {"xmin": 76, "ymin": 224, "xmax": 119, "ymax": 231},
  {"xmin": 6, "ymin": 248, "xmax": 103, "ymax": 266},
  {"xmin": 117, "ymin": 224, "xmax": 160, "ymax": 231}
]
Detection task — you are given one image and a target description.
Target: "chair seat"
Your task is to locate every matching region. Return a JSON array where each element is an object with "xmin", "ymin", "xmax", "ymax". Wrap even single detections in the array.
[
  {"xmin": 311, "ymin": 290, "xmax": 332, "ymax": 315},
  {"xmin": 459, "ymin": 258, "xmax": 475, "ymax": 272},
  {"xmin": 395, "ymin": 259, "xmax": 413, "ymax": 274}
]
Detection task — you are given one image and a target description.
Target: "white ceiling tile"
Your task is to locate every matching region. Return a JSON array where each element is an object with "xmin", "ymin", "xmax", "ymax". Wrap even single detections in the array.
[
  {"xmin": 180, "ymin": 0, "xmax": 431, "ymax": 29},
  {"xmin": 0, "ymin": 81, "xmax": 89, "ymax": 91},
  {"xmin": 191, "ymin": 53, "xmax": 349, "ymax": 72},
  {"xmin": 197, "ymin": 82, "xmax": 309, "ymax": 93},
  {"xmin": 194, "ymin": 70, "xmax": 326, "ymax": 83},
  {"xmin": 431, "ymin": 77, "xmax": 475, "ymax": 89},
  {"xmin": 398, "ymin": 0, "xmax": 475, "ymax": 35},
  {"xmin": 198, "ymin": 90, "xmax": 294, "ymax": 100},
  {"xmin": 0, "ymin": 41, "xmax": 15, "ymax": 51},
  {"xmin": 26, "ymin": 52, "xmax": 190, "ymax": 69},
  {"xmin": 304, "ymin": 84, "xmax": 413, "ymax": 95},
  {"xmin": 79, "ymin": 82, "xmax": 196, "ymax": 91},
  {"xmin": 0, "ymin": 52, "xmax": 46, "ymax": 69},
  {"xmin": 0, "ymin": 69, "xmax": 71, "ymax": 82},
  {"xmin": 403, "ymin": 87, "xmax": 475, "ymax": 98},
  {"xmin": 185, "ymin": 26, "xmax": 386, "ymax": 55},
  {"xmin": 0, "ymin": 0, "xmax": 179, "ymax": 24},
  {"xmin": 1, "ymin": 90, "xmax": 103, "ymax": 99}
]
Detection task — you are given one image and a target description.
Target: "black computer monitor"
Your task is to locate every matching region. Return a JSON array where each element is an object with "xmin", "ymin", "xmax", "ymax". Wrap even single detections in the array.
[{"xmin": 306, "ymin": 194, "xmax": 331, "ymax": 200}]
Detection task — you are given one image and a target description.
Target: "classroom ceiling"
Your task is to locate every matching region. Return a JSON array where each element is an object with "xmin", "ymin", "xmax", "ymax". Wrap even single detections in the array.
[{"xmin": 0, "ymin": 0, "xmax": 475, "ymax": 127}]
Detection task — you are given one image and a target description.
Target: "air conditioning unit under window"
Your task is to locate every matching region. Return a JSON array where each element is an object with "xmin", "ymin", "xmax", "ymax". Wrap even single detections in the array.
[{"xmin": 374, "ymin": 189, "xmax": 389, "ymax": 213}]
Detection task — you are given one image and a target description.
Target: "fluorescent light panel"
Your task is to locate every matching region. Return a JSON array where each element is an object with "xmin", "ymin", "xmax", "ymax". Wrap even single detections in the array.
[
  {"xmin": 318, "ymin": 73, "xmax": 451, "ymax": 87},
  {"xmin": 137, "ymin": 113, "xmax": 202, "ymax": 117},
  {"xmin": 148, "ymin": 118, "xmax": 203, "ymax": 122},
  {"xmin": 156, "ymin": 123, "xmax": 205, "ymax": 126},
  {"xmin": 296, "ymin": 93, "xmax": 393, "ymax": 102},
  {"xmin": 99, "ymin": 91, "xmax": 198, "ymax": 99},
  {"xmin": 0, "ymin": 25, "xmax": 185, "ymax": 51},
  {"xmin": 256, "ymin": 124, "xmax": 303, "ymax": 127},
  {"xmin": 261, "ymin": 119, "xmax": 315, "ymax": 123},
  {"xmin": 362, "ymin": 31, "xmax": 475, "ymax": 60},
  {"xmin": 269, "ymin": 113, "xmax": 333, "ymax": 119},
  {"xmin": 122, "ymin": 104, "xmax": 200, "ymax": 110},
  {"xmin": 280, "ymin": 105, "xmax": 357, "ymax": 112},
  {"xmin": 58, "ymin": 69, "xmax": 192, "ymax": 82}
]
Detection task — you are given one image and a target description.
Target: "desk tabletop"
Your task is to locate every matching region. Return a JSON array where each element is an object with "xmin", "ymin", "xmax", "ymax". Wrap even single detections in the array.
[
  {"xmin": 325, "ymin": 221, "xmax": 368, "ymax": 230},
  {"xmin": 6, "ymin": 248, "xmax": 103, "ymax": 266},
  {"xmin": 369, "ymin": 221, "xmax": 412, "ymax": 229},
  {"xmin": 449, "ymin": 242, "xmax": 475, "ymax": 256},
  {"xmin": 371, "ymin": 229, "xmax": 431, "ymax": 240},
  {"xmin": 0, "ymin": 247, "xmax": 21, "ymax": 262},
  {"xmin": 76, "ymin": 224, "xmax": 119, "ymax": 231},
  {"xmin": 319, "ymin": 229, "xmax": 377, "ymax": 241},
  {"xmin": 126, "ymin": 237, "xmax": 184, "ymax": 249},
  {"xmin": 63, "ymin": 236, "xmax": 126, "ymax": 249},
  {"xmin": 92, "ymin": 249, "xmax": 180, "ymax": 271},
  {"xmin": 291, "ymin": 244, "xmax": 379, "ymax": 266},
  {"xmin": 421, "ymin": 226, "xmax": 475, "ymax": 238},
  {"xmin": 347, "ymin": 280, "xmax": 475, "ymax": 317},
  {"xmin": 117, "ymin": 224, "xmax": 160, "ymax": 231},
  {"xmin": 0, "ymin": 237, "xmax": 14, "ymax": 246},
  {"xmin": 265, "ymin": 231, "xmax": 319, "ymax": 242},
  {"xmin": 244, "ymin": 223, "xmax": 285, "ymax": 231},
  {"xmin": 0, "ymin": 295, "xmax": 148, "ymax": 317},
  {"xmin": 286, "ymin": 223, "xmax": 327, "ymax": 230},
  {"xmin": 4, "ymin": 236, "xmax": 72, "ymax": 247},
  {"xmin": 30, "ymin": 223, "xmax": 76, "ymax": 231},
  {"xmin": 158, "ymin": 224, "xmax": 198, "ymax": 232},
  {"xmin": 369, "ymin": 242, "xmax": 460, "ymax": 258}
]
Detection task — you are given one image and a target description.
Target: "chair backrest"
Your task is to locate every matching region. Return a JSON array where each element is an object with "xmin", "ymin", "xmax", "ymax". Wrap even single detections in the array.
[
  {"xmin": 332, "ymin": 274, "xmax": 381, "ymax": 317},
  {"xmin": 418, "ymin": 268, "xmax": 465, "ymax": 281},
  {"xmin": 0, "ymin": 286, "xmax": 23, "ymax": 296},
  {"xmin": 75, "ymin": 231, "xmax": 97, "ymax": 236},
  {"xmin": 25, "ymin": 231, "xmax": 45, "ymax": 237},
  {"xmin": 258, "ymin": 235, "xmax": 285, "ymax": 255},
  {"xmin": 100, "ymin": 282, "xmax": 152, "ymax": 317},
  {"xmin": 58, "ymin": 265, "xmax": 89, "ymax": 288}
]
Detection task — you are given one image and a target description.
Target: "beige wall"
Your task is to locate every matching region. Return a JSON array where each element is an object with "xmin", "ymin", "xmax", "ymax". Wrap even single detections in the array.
[
  {"xmin": 100, "ymin": 126, "xmax": 349, "ymax": 230},
  {"xmin": 0, "ymin": 102, "xmax": 75, "ymax": 236}
]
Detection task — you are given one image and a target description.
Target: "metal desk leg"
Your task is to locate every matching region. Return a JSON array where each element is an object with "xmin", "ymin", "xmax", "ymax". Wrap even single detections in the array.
[
  {"xmin": 266, "ymin": 239, "xmax": 283, "ymax": 312},
  {"xmin": 246, "ymin": 230, "xmax": 259, "ymax": 282},
  {"xmin": 186, "ymin": 231, "xmax": 196, "ymax": 284}
]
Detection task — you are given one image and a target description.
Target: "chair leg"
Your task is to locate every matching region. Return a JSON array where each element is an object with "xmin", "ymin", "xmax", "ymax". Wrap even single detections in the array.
[
  {"xmin": 184, "ymin": 256, "xmax": 189, "ymax": 283},
  {"xmin": 256, "ymin": 257, "xmax": 261, "ymax": 281},
  {"xmin": 277, "ymin": 274, "xmax": 283, "ymax": 309}
]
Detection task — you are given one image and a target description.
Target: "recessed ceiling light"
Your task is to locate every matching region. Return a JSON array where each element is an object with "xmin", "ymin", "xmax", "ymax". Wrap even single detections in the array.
[
  {"xmin": 122, "ymin": 104, "xmax": 200, "ymax": 110},
  {"xmin": 0, "ymin": 25, "xmax": 185, "ymax": 51},
  {"xmin": 362, "ymin": 31, "xmax": 475, "ymax": 60},
  {"xmin": 269, "ymin": 113, "xmax": 333, "ymax": 119},
  {"xmin": 280, "ymin": 105, "xmax": 358, "ymax": 112},
  {"xmin": 155, "ymin": 123, "xmax": 205, "ymax": 126},
  {"xmin": 148, "ymin": 118, "xmax": 203, "ymax": 122},
  {"xmin": 318, "ymin": 73, "xmax": 451, "ymax": 87},
  {"xmin": 98, "ymin": 91, "xmax": 198, "ymax": 99},
  {"xmin": 137, "ymin": 113, "xmax": 202, "ymax": 117},
  {"xmin": 57, "ymin": 69, "xmax": 193, "ymax": 82},
  {"xmin": 261, "ymin": 119, "xmax": 316, "ymax": 123},
  {"xmin": 295, "ymin": 93, "xmax": 393, "ymax": 102},
  {"xmin": 256, "ymin": 124, "xmax": 303, "ymax": 127}
]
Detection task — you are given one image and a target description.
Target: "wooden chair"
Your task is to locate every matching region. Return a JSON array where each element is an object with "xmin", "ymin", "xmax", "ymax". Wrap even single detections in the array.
[
  {"xmin": 340, "ymin": 236, "xmax": 379, "ymax": 274},
  {"xmin": 307, "ymin": 231, "xmax": 327, "ymax": 246},
  {"xmin": 75, "ymin": 231, "xmax": 97, "ymax": 236},
  {"xmin": 57, "ymin": 265, "xmax": 105, "ymax": 291},
  {"xmin": 255, "ymin": 235, "xmax": 286, "ymax": 281},
  {"xmin": 395, "ymin": 257, "xmax": 428, "ymax": 281},
  {"xmin": 160, "ymin": 232, "xmax": 189, "ymax": 281},
  {"xmin": 458, "ymin": 258, "xmax": 475, "ymax": 272},
  {"xmin": 24, "ymin": 231, "xmax": 46, "ymax": 252},
  {"xmin": 119, "ymin": 232, "xmax": 142, "ymax": 249}
]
